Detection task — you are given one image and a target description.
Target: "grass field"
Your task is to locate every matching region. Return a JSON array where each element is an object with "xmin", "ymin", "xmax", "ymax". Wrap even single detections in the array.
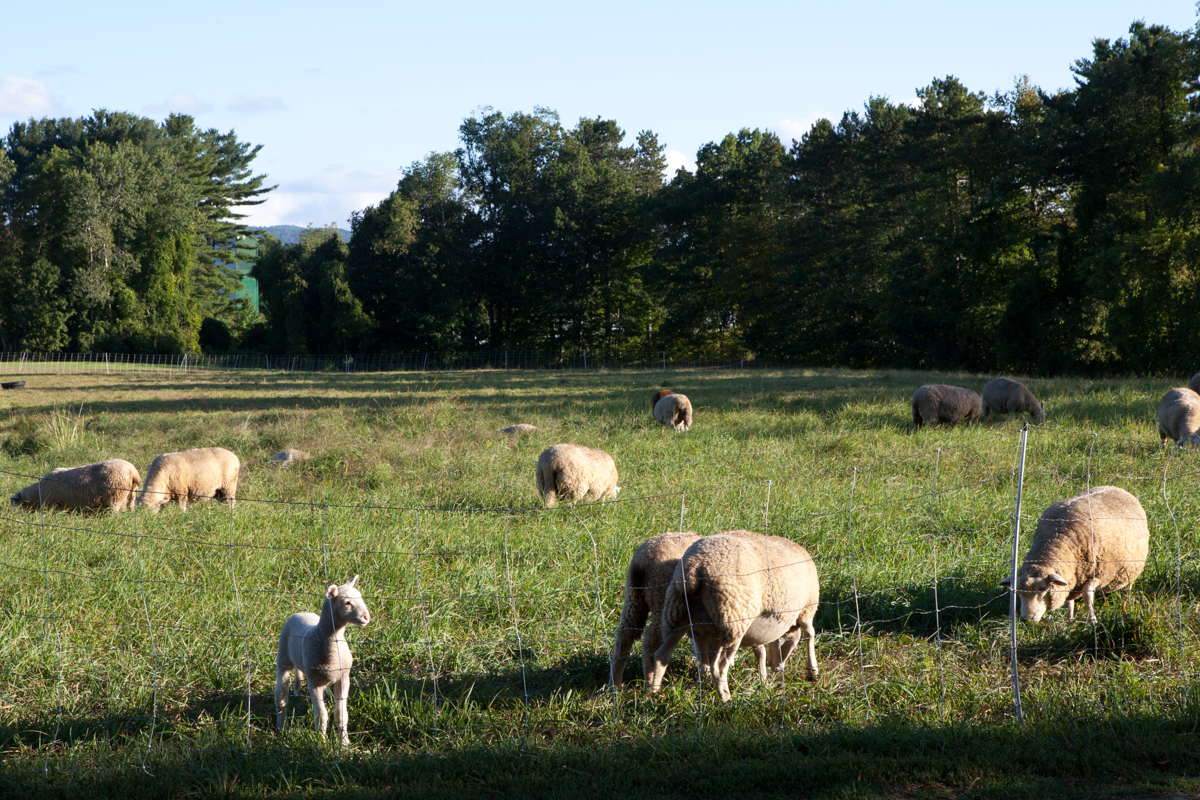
[{"xmin": 1, "ymin": 366, "xmax": 1199, "ymax": 799}]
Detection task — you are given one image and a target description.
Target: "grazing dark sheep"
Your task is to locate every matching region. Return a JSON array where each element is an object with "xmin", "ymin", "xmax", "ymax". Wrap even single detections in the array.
[
  {"xmin": 1157, "ymin": 388, "xmax": 1200, "ymax": 445},
  {"xmin": 982, "ymin": 377, "xmax": 1045, "ymax": 423},
  {"xmin": 911, "ymin": 385, "xmax": 982, "ymax": 431}
]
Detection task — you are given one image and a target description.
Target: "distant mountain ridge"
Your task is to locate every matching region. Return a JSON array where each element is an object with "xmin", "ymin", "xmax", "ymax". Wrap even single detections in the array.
[{"xmin": 257, "ymin": 224, "xmax": 351, "ymax": 244}]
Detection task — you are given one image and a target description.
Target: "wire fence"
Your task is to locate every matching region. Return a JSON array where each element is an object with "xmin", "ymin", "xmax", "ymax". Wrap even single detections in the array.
[
  {"xmin": 1, "ymin": 424, "xmax": 1198, "ymax": 761},
  {"xmin": 0, "ymin": 350, "xmax": 762, "ymax": 376}
]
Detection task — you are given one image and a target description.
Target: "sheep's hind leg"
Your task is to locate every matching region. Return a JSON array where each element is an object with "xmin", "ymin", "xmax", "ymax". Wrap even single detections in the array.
[
  {"xmin": 712, "ymin": 643, "xmax": 739, "ymax": 702},
  {"xmin": 649, "ymin": 625, "xmax": 690, "ymax": 693},
  {"xmin": 334, "ymin": 673, "xmax": 351, "ymax": 746},
  {"xmin": 274, "ymin": 666, "xmax": 292, "ymax": 731}
]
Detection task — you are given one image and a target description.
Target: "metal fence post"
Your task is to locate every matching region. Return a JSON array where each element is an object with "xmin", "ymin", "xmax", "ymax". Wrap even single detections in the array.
[{"xmin": 1008, "ymin": 423, "xmax": 1029, "ymax": 724}]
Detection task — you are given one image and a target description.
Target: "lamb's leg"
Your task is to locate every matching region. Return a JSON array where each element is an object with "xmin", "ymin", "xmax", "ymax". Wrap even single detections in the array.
[
  {"xmin": 334, "ymin": 673, "xmax": 351, "ymax": 747},
  {"xmin": 638, "ymin": 618, "xmax": 664, "ymax": 686},
  {"xmin": 649, "ymin": 625, "xmax": 690, "ymax": 693},
  {"xmin": 1081, "ymin": 578, "xmax": 1101, "ymax": 623},
  {"xmin": 1065, "ymin": 598, "xmax": 1075, "ymax": 621},
  {"xmin": 310, "ymin": 683, "xmax": 329, "ymax": 736},
  {"xmin": 802, "ymin": 620, "xmax": 819, "ymax": 681},
  {"xmin": 274, "ymin": 665, "xmax": 292, "ymax": 730},
  {"xmin": 713, "ymin": 643, "xmax": 739, "ymax": 702},
  {"xmin": 754, "ymin": 645, "xmax": 767, "ymax": 681}
]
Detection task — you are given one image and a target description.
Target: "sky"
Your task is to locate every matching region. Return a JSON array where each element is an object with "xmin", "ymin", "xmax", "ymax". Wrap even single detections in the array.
[{"xmin": 2, "ymin": 1, "xmax": 1197, "ymax": 229}]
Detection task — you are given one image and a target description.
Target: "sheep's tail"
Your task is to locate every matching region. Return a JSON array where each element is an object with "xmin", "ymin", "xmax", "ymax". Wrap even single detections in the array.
[
  {"xmin": 911, "ymin": 399, "xmax": 921, "ymax": 430},
  {"xmin": 616, "ymin": 561, "xmax": 650, "ymax": 637},
  {"xmin": 537, "ymin": 461, "xmax": 557, "ymax": 507}
]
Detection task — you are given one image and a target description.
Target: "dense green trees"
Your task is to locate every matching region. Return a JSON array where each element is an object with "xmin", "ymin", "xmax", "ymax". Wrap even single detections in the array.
[
  {"xmin": 7, "ymin": 20, "xmax": 1200, "ymax": 375},
  {"xmin": 0, "ymin": 111, "xmax": 270, "ymax": 353}
]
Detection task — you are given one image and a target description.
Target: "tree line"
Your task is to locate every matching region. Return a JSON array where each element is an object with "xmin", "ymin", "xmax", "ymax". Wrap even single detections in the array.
[{"xmin": 4, "ymin": 21, "xmax": 1198, "ymax": 374}]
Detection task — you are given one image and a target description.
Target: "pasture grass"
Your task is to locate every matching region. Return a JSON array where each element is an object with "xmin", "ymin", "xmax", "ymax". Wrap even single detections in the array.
[{"xmin": 1, "ymin": 366, "xmax": 1199, "ymax": 797}]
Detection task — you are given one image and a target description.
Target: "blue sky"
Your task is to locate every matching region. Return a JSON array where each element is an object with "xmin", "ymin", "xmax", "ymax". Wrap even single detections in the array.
[{"xmin": 2, "ymin": 1, "xmax": 1196, "ymax": 229}]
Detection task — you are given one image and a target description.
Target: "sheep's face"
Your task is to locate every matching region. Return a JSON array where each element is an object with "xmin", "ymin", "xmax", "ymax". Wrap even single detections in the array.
[
  {"xmin": 11, "ymin": 487, "xmax": 35, "ymax": 509},
  {"xmin": 327, "ymin": 575, "xmax": 371, "ymax": 627},
  {"xmin": 1033, "ymin": 402, "xmax": 1046, "ymax": 423},
  {"xmin": 9, "ymin": 492, "xmax": 21, "ymax": 509},
  {"xmin": 1001, "ymin": 570, "xmax": 1069, "ymax": 622}
]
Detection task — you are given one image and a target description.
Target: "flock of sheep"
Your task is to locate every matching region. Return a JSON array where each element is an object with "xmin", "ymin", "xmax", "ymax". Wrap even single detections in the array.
[{"xmin": 1, "ymin": 375, "xmax": 1191, "ymax": 744}]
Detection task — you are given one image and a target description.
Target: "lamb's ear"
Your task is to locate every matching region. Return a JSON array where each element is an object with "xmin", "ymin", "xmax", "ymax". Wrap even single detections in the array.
[
  {"xmin": 347, "ymin": 574, "xmax": 359, "ymax": 587},
  {"xmin": 326, "ymin": 584, "xmax": 340, "ymax": 598},
  {"xmin": 1047, "ymin": 574, "xmax": 1069, "ymax": 586},
  {"xmin": 999, "ymin": 577, "xmax": 1012, "ymax": 587}
]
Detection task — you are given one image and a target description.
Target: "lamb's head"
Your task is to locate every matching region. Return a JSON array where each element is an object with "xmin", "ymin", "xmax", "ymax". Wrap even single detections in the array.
[
  {"xmin": 326, "ymin": 574, "xmax": 371, "ymax": 627},
  {"xmin": 1033, "ymin": 401, "xmax": 1046, "ymax": 423},
  {"xmin": 10, "ymin": 485, "xmax": 35, "ymax": 509},
  {"xmin": 1000, "ymin": 568, "xmax": 1069, "ymax": 622}
]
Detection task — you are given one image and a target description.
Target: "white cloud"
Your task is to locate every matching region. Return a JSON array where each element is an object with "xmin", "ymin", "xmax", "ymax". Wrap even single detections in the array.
[
  {"xmin": 240, "ymin": 168, "xmax": 398, "ymax": 227},
  {"xmin": 771, "ymin": 115, "xmax": 833, "ymax": 147},
  {"xmin": 227, "ymin": 95, "xmax": 286, "ymax": 115},
  {"xmin": 145, "ymin": 90, "xmax": 212, "ymax": 114},
  {"xmin": 0, "ymin": 75, "xmax": 57, "ymax": 117},
  {"xmin": 664, "ymin": 148, "xmax": 696, "ymax": 177}
]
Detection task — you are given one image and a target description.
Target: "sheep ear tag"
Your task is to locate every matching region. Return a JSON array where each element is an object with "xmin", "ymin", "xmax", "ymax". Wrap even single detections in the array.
[
  {"xmin": 1047, "ymin": 574, "xmax": 1069, "ymax": 587},
  {"xmin": 326, "ymin": 584, "xmax": 340, "ymax": 598}
]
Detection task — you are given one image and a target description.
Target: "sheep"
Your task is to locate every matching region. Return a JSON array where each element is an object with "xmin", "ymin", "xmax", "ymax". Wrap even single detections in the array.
[
  {"xmin": 1156, "ymin": 388, "xmax": 1200, "ymax": 446},
  {"xmin": 911, "ymin": 384, "xmax": 982, "ymax": 430},
  {"xmin": 653, "ymin": 393, "xmax": 693, "ymax": 432},
  {"xmin": 648, "ymin": 530, "xmax": 820, "ymax": 702},
  {"xmin": 274, "ymin": 575, "xmax": 372, "ymax": 745},
  {"xmin": 610, "ymin": 531, "xmax": 702, "ymax": 687},
  {"xmin": 1189, "ymin": 372, "xmax": 1200, "ymax": 395},
  {"xmin": 138, "ymin": 446, "xmax": 240, "ymax": 512},
  {"xmin": 535, "ymin": 444, "xmax": 620, "ymax": 507},
  {"xmin": 272, "ymin": 449, "xmax": 310, "ymax": 467},
  {"xmin": 10, "ymin": 459, "xmax": 141, "ymax": 512},
  {"xmin": 498, "ymin": 424, "xmax": 537, "ymax": 436},
  {"xmin": 982, "ymin": 377, "xmax": 1046, "ymax": 423},
  {"xmin": 650, "ymin": 389, "xmax": 675, "ymax": 412},
  {"xmin": 1000, "ymin": 486, "xmax": 1148, "ymax": 623}
]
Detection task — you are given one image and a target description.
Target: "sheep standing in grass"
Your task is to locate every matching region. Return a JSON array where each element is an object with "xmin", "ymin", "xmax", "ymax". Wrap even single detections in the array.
[
  {"xmin": 610, "ymin": 531, "xmax": 702, "ymax": 687},
  {"xmin": 982, "ymin": 377, "xmax": 1045, "ymax": 423},
  {"xmin": 10, "ymin": 459, "xmax": 141, "ymax": 512},
  {"xmin": 648, "ymin": 530, "xmax": 820, "ymax": 702},
  {"xmin": 1156, "ymin": 388, "xmax": 1200, "ymax": 445},
  {"xmin": 653, "ymin": 393, "xmax": 693, "ymax": 432},
  {"xmin": 911, "ymin": 384, "xmax": 982, "ymax": 431},
  {"xmin": 650, "ymin": 389, "xmax": 675, "ymax": 412},
  {"xmin": 138, "ymin": 446, "xmax": 240, "ymax": 512},
  {"xmin": 275, "ymin": 575, "xmax": 371, "ymax": 745},
  {"xmin": 1001, "ymin": 486, "xmax": 1148, "ymax": 623},
  {"xmin": 535, "ymin": 444, "xmax": 620, "ymax": 507}
]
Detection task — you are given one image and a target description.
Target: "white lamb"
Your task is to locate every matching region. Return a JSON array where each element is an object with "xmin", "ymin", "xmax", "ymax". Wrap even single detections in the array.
[
  {"xmin": 653, "ymin": 393, "xmax": 693, "ymax": 432},
  {"xmin": 648, "ymin": 529, "xmax": 820, "ymax": 702},
  {"xmin": 138, "ymin": 446, "xmax": 240, "ymax": 512},
  {"xmin": 535, "ymin": 444, "xmax": 620, "ymax": 507},
  {"xmin": 275, "ymin": 575, "xmax": 372, "ymax": 745},
  {"xmin": 10, "ymin": 459, "xmax": 141, "ymax": 513}
]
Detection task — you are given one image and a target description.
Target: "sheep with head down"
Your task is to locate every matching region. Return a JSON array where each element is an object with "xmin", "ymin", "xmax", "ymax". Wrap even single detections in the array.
[
  {"xmin": 653, "ymin": 393, "xmax": 693, "ymax": 432},
  {"xmin": 10, "ymin": 459, "xmax": 140, "ymax": 513},
  {"xmin": 911, "ymin": 384, "xmax": 981, "ymax": 431},
  {"xmin": 648, "ymin": 529, "xmax": 820, "ymax": 702},
  {"xmin": 535, "ymin": 444, "xmax": 619, "ymax": 507},
  {"xmin": 1157, "ymin": 388, "xmax": 1200, "ymax": 446},
  {"xmin": 650, "ymin": 389, "xmax": 675, "ymax": 412},
  {"xmin": 1001, "ymin": 486, "xmax": 1148, "ymax": 623},
  {"xmin": 982, "ymin": 377, "xmax": 1045, "ymax": 423},
  {"xmin": 138, "ymin": 446, "xmax": 240, "ymax": 512}
]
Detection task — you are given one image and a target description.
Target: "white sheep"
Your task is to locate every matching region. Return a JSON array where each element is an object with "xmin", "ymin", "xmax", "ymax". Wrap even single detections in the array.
[
  {"xmin": 911, "ymin": 384, "xmax": 982, "ymax": 430},
  {"xmin": 272, "ymin": 449, "xmax": 310, "ymax": 467},
  {"xmin": 982, "ymin": 377, "xmax": 1046, "ymax": 423},
  {"xmin": 1156, "ymin": 388, "xmax": 1200, "ymax": 446},
  {"xmin": 653, "ymin": 393, "xmax": 693, "ymax": 432},
  {"xmin": 275, "ymin": 575, "xmax": 372, "ymax": 745},
  {"xmin": 10, "ymin": 459, "xmax": 141, "ymax": 512},
  {"xmin": 648, "ymin": 529, "xmax": 820, "ymax": 702},
  {"xmin": 1001, "ymin": 486, "xmax": 1148, "ymax": 623},
  {"xmin": 535, "ymin": 444, "xmax": 620, "ymax": 507},
  {"xmin": 138, "ymin": 446, "xmax": 240, "ymax": 512},
  {"xmin": 498, "ymin": 424, "xmax": 537, "ymax": 436}
]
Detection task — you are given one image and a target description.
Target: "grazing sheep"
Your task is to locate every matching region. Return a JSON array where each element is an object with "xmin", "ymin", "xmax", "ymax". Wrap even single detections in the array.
[
  {"xmin": 1156, "ymin": 388, "xmax": 1200, "ymax": 446},
  {"xmin": 1189, "ymin": 372, "xmax": 1200, "ymax": 395},
  {"xmin": 498, "ymin": 424, "xmax": 537, "ymax": 436},
  {"xmin": 650, "ymin": 389, "xmax": 675, "ymax": 412},
  {"xmin": 911, "ymin": 384, "xmax": 982, "ymax": 430},
  {"xmin": 10, "ymin": 459, "xmax": 141, "ymax": 512},
  {"xmin": 610, "ymin": 531, "xmax": 702, "ymax": 687},
  {"xmin": 653, "ymin": 393, "xmax": 693, "ymax": 432},
  {"xmin": 272, "ymin": 449, "xmax": 310, "ymax": 467},
  {"xmin": 648, "ymin": 530, "xmax": 820, "ymax": 702},
  {"xmin": 982, "ymin": 377, "xmax": 1046, "ymax": 423},
  {"xmin": 275, "ymin": 575, "xmax": 372, "ymax": 745},
  {"xmin": 1001, "ymin": 486, "xmax": 1148, "ymax": 623},
  {"xmin": 535, "ymin": 444, "xmax": 620, "ymax": 507},
  {"xmin": 138, "ymin": 446, "xmax": 240, "ymax": 512}
]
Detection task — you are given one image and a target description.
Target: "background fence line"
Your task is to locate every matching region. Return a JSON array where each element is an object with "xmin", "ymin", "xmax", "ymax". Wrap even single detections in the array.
[
  {"xmin": 2, "ymin": 424, "xmax": 1199, "ymax": 761},
  {"xmin": 0, "ymin": 350, "xmax": 766, "ymax": 376}
]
